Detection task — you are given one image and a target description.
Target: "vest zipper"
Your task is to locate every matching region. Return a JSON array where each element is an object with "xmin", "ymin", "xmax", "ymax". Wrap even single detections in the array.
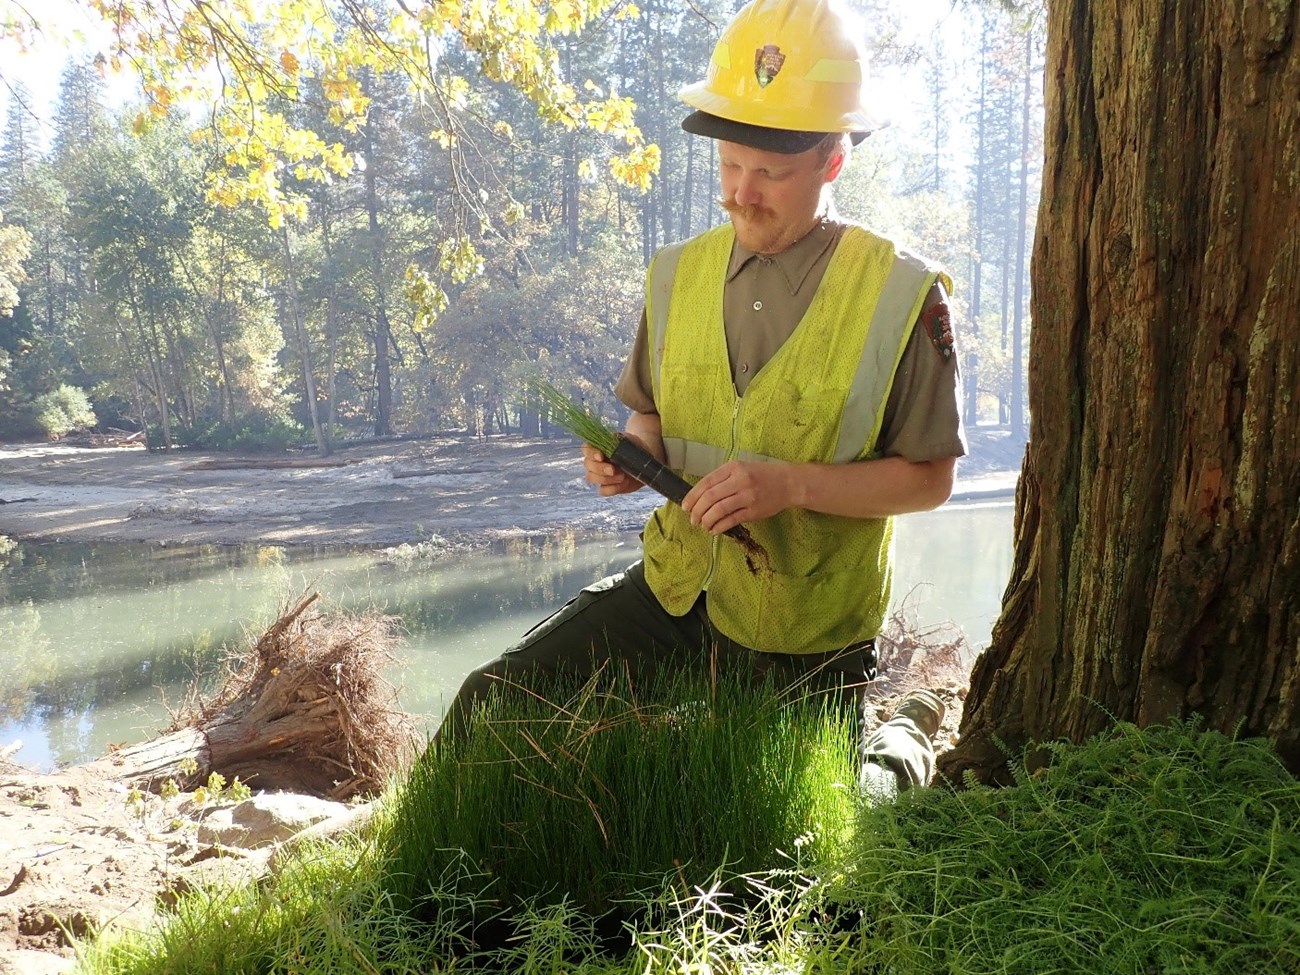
[{"xmin": 701, "ymin": 394, "xmax": 744, "ymax": 592}]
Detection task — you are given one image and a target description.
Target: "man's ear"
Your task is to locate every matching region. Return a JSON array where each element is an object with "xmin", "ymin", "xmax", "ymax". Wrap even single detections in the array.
[{"xmin": 824, "ymin": 149, "xmax": 846, "ymax": 182}]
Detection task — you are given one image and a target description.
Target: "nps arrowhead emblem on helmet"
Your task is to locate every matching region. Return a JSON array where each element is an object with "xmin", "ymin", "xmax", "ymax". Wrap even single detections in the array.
[{"xmin": 754, "ymin": 44, "xmax": 786, "ymax": 87}]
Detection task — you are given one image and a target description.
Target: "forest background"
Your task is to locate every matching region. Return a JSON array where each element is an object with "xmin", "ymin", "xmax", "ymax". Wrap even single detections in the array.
[{"xmin": 0, "ymin": 0, "xmax": 1043, "ymax": 454}]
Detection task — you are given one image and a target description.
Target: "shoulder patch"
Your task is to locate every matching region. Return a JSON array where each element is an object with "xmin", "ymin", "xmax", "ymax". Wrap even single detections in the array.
[{"xmin": 921, "ymin": 301, "xmax": 955, "ymax": 363}]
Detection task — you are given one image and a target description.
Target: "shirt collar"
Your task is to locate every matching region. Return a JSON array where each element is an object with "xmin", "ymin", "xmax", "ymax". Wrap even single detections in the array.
[{"xmin": 725, "ymin": 219, "xmax": 843, "ymax": 293}]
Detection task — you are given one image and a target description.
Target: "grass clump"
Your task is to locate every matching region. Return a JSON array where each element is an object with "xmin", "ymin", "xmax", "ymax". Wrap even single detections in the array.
[
  {"xmin": 78, "ymin": 832, "xmax": 455, "ymax": 975},
  {"xmin": 817, "ymin": 719, "xmax": 1300, "ymax": 974},
  {"xmin": 526, "ymin": 378, "xmax": 620, "ymax": 455},
  {"xmin": 378, "ymin": 660, "xmax": 859, "ymax": 921}
]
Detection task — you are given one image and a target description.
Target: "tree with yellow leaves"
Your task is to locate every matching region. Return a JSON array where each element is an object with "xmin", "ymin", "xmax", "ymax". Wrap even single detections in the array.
[
  {"xmin": 0, "ymin": 211, "xmax": 31, "ymax": 317},
  {"xmin": 37, "ymin": 0, "xmax": 660, "ymax": 228}
]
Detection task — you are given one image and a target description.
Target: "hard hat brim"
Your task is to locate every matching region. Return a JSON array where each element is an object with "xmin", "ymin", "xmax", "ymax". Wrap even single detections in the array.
[{"xmin": 681, "ymin": 110, "xmax": 869, "ymax": 154}]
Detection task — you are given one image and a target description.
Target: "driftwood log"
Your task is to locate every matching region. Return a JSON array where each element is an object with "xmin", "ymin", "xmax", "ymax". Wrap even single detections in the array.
[
  {"xmin": 85, "ymin": 593, "xmax": 417, "ymax": 800},
  {"xmin": 88, "ymin": 428, "xmax": 145, "ymax": 447},
  {"xmin": 390, "ymin": 466, "xmax": 490, "ymax": 479},
  {"xmin": 180, "ymin": 458, "xmax": 353, "ymax": 471}
]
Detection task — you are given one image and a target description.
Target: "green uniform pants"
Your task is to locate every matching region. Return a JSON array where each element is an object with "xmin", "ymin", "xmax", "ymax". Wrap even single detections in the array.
[{"xmin": 436, "ymin": 560, "xmax": 934, "ymax": 788}]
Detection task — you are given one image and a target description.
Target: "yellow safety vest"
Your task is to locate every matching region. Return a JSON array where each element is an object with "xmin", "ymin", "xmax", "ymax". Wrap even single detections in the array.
[{"xmin": 641, "ymin": 223, "xmax": 947, "ymax": 653}]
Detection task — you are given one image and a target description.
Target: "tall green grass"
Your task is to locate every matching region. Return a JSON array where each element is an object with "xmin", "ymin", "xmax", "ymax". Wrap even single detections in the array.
[
  {"xmin": 80, "ymin": 717, "xmax": 1300, "ymax": 975},
  {"xmin": 378, "ymin": 661, "xmax": 860, "ymax": 919},
  {"xmin": 813, "ymin": 719, "xmax": 1300, "ymax": 974}
]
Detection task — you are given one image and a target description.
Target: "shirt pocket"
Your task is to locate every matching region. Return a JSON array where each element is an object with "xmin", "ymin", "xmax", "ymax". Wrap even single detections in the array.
[{"xmin": 753, "ymin": 380, "xmax": 843, "ymax": 463}]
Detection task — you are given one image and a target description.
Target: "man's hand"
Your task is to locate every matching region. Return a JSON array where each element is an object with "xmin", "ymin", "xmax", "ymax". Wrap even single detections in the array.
[
  {"xmin": 684, "ymin": 455, "xmax": 957, "ymax": 530},
  {"xmin": 681, "ymin": 460, "xmax": 796, "ymax": 535},
  {"xmin": 582, "ymin": 443, "xmax": 644, "ymax": 496},
  {"xmin": 583, "ymin": 411, "xmax": 666, "ymax": 497}
]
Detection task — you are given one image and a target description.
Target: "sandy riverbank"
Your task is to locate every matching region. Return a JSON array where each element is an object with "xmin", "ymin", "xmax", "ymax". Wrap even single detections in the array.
[{"xmin": 0, "ymin": 430, "xmax": 1021, "ymax": 548}]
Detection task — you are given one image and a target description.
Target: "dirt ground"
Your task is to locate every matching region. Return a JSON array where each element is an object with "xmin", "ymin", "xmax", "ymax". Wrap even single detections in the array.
[
  {"xmin": 0, "ymin": 430, "xmax": 1021, "ymax": 972},
  {"xmin": 0, "ymin": 757, "xmax": 275, "ymax": 974}
]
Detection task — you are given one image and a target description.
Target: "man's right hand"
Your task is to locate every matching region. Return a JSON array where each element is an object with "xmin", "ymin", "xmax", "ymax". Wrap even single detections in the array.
[
  {"xmin": 582, "ymin": 412, "xmax": 664, "ymax": 496},
  {"xmin": 582, "ymin": 444, "xmax": 643, "ymax": 496}
]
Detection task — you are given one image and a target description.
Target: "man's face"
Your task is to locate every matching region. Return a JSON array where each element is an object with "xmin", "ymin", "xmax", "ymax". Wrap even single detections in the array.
[{"xmin": 718, "ymin": 140, "xmax": 838, "ymax": 255}]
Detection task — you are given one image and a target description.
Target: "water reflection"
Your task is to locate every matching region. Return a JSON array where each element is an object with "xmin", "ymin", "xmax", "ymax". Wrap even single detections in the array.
[
  {"xmin": 0, "ymin": 502, "xmax": 1013, "ymax": 771},
  {"xmin": 0, "ymin": 533, "xmax": 643, "ymax": 770}
]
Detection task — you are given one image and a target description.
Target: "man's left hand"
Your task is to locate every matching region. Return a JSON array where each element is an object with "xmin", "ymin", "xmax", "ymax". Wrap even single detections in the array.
[{"xmin": 681, "ymin": 460, "xmax": 796, "ymax": 535}]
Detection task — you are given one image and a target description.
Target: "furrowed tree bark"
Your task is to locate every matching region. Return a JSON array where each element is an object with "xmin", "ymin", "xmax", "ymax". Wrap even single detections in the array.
[{"xmin": 940, "ymin": 0, "xmax": 1300, "ymax": 784}]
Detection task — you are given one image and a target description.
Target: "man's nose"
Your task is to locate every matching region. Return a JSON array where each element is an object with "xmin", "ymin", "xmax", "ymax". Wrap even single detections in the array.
[{"xmin": 733, "ymin": 173, "xmax": 762, "ymax": 207}]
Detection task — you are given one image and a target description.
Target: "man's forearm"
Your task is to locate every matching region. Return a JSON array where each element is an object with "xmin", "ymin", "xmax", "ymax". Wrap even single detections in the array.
[
  {"xmin": 682, "ymin": 452, "xmax": 958, "ymax": 536},
  {"xmin": 624, "ymin": 411, "xmax": 665, "ymax": 462},
  {"xmin": 785, "ymin": 455, "xmax": 957, "ymax": 519}
]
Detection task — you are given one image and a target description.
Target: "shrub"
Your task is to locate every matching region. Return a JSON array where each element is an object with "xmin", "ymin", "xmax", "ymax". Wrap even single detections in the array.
[
  {"xmin": 166, "ymin": 413, "xmax": 307, "ymax": 452},
  {"xmin": 33, "ymin": 384, "xmax": 96, "ymax": 439}
]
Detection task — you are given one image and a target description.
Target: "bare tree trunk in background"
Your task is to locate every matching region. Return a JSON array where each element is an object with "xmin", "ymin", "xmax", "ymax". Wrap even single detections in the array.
[
  {"xmin": 707, "ymin": 138, "xmax": 716, "ymax": 230},
  {"xmin": 1010, "ymin": 28, "xmax": 1034, "ymax": 442},
  {"xmin": 563, "ymin": 132, "xmax": 580, "ymax": 256},
  {"xmin": 280, "ymin": 226, "xmax": 329, "ymax": 455},
  {"xmin": 322, "ymin": 218, "xmax": 339, "ymax": 434},
  {"xmin": 680, "ymin": 134, "xmax": 694, "ymax": 240},
  {"xmin": 361, "ymin": 80, "xmax": 393, "ymax": 438},
  {"xmin": 965, "ymin": 11, "xmax": 993, "ymax": 427},
  {"xmin": 123, "ymin": 281, "xmax": 171, "ymax": 450},
  {"xmin": 941, "ymin": 0, "xmax": 1300, "ymax": 783}
]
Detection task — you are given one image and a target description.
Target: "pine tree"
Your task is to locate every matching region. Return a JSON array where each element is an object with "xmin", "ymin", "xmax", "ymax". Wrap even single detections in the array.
[{"xmin": 0, "ymin": 81, "xmax": 41, "ymax": 209}]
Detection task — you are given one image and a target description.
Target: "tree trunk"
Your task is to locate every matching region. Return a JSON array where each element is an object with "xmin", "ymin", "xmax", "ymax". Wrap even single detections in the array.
[
  {"xmin": 965, "ymin": 11, "xmax": 993, "ymax": 428},
  {"xmin": 1010, "ymin": 27, "xmax": 1034, "ymax": 441},
  {"xmin": 125, "ymin": 282, "xmax": 171, "ymax": 450},
  {"xmin": 941, "ymin": 0, "xmax": 1300, "ymax": 784},
  {"xmin": 361, "ymin": 85, "xmax": 393, "ymax": 437},
  {"xmin": 319, "ymin": 205, "xmax": 340, "ymax": 434},
  {"xmin": 680, "ymin": 134, "xmax": 694, "ymax": 240},
  {"xmin": 280, "ymin": 225, "xmax": 329, "ymax": 455},
  {"xmin": 709, "ymin": 138, "xmax": 719, "ymax": 230}
]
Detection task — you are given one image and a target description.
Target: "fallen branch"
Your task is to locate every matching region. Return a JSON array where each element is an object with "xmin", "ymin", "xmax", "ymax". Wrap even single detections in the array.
[
  {"xmin": 85, "ymin": 593, "xmax": 418, "ymax": 800},
  {"xmin": 180, "ymin": 458, "xmax": 354, "ymax": 471},
  {"xmin": 391, "ymin": 467, "xmax": 490, "ymax": 479},
  {"xmin": 89, "ymin": 429, "xmax": 145, "ymax": 447}
]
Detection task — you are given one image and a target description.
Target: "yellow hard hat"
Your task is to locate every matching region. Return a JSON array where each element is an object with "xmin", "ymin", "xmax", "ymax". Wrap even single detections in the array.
[{"xmin": 679, "ymin": 0, "xmax": 881, "ymax": 153}]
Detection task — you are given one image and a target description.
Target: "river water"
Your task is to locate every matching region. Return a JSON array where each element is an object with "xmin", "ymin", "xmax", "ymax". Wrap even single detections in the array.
[{"xmin": 0, "ymin": 501, "xmax": 1013, "ymax": 771}]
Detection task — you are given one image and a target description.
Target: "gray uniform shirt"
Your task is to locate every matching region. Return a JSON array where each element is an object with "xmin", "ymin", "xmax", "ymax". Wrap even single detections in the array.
[{"xmin": 615, "ymin": 219, "xmax": 968, "ymax": 463}]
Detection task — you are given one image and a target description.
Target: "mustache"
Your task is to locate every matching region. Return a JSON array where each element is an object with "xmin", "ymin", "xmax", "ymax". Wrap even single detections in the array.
[{"xmin": 718, "ymin": 198, "xmax": 771, "ymax": 221}]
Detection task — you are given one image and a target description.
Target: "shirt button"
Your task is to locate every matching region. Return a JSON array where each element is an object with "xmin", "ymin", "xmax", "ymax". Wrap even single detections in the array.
[
  {"xmin": 753, "ymin": 300, "xmax": 763, "ymax": 311},
  {"xmin": 740, "ymin": 362, "xmax": 750, "ymax": 374}
]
